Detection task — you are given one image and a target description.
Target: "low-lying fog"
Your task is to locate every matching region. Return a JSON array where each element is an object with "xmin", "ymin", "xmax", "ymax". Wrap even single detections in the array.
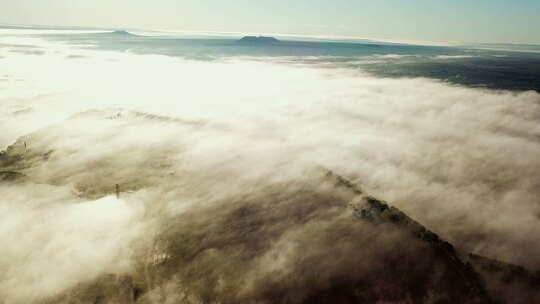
[{"xmin": 1, "ymin": 35, "xmax": 540, "ymax": 303}]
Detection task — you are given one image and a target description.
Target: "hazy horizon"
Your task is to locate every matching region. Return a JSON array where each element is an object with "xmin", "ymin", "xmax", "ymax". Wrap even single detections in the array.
[{"xmin": 1, "ymin": 1, "xmax": 539, "ymax": 44}]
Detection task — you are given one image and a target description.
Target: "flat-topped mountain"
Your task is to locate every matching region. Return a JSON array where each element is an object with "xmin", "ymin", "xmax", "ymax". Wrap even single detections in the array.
[
  {"xmin": 237, "ymin": 36, "xmax": 280, "ymax": 44},
  {"xmin": 112, "ymin": 30, "xmax": 132, "ymax": 35}
]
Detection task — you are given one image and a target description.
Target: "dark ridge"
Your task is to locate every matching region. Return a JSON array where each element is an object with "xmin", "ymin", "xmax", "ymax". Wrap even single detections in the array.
[
  {"xmin": 322, "ymin": 168, "xmax": 363, "ymax": 195},
  {"xmin": 469, "ymin": 254, "xmax": 533, "ymax": 278},
  {"xmin": 352, "ymin": 195, "xmax": 490, "ymax": 296},
  {"xmin": 468, "ymin": 254, "xmax": 540, "ymax": 303},
  {"xmin": 328, "ymin": 170, "xmax": 540, "ymax": 303},
  {"xmin": 322, "ymin": 170, "xmax": 494, "ymax": 303}
]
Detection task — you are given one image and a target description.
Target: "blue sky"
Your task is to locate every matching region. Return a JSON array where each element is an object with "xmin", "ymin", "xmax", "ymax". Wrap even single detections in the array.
[{"xmin": 1, "ymin": 0, "xmax": 539, "ymax": 44}]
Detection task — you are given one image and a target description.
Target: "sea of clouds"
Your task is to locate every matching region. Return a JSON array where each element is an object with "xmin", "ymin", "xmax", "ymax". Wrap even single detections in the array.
[{"xmin": 1, "ymin": 33, "xmax": 540, "ymax": 303}]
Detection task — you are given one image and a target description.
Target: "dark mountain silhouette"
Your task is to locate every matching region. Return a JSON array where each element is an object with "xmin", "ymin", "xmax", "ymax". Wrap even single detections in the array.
[
  {"xmin": 111, "ymin": 30, "xmax": 133, "ymax": 36},
  {"xmin": 237, "ymin": 36, "xmax": 280, "ymax": 44}
]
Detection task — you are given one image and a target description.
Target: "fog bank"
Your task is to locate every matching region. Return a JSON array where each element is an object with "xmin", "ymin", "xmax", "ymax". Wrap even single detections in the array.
[{"xmin": 1, "ymin": 35, "xmax": 540, "ymax": 303}]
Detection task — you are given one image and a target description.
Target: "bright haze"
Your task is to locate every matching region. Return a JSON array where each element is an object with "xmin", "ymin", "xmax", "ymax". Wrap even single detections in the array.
[
  {"xmin": 1, "ymin": 2, "xmax": 540, "ymax": 304},
  {"xmin": 1, "ymin": 0, "xmax": 540, "ymax": 44}
]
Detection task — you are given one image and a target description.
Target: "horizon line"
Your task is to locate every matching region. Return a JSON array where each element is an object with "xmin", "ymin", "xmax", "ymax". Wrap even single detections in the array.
[{"xmin": 1, "ymin": 21, "xmax": 540, "ymax": 47}]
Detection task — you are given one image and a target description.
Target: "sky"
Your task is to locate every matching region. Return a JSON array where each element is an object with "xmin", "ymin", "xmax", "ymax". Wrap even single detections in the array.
[{"xmin": 0, "ymin": 0, "xmax": 539, "ymax": 44}]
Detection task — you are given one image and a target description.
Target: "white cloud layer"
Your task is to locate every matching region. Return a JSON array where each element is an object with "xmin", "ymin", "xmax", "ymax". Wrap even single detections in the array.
[{"xmin": 1, "ymin": 35, "xmax": 540, "ymax": 302}]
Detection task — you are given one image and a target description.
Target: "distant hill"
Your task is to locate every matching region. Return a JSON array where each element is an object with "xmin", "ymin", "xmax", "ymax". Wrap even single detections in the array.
[
  {"xmin": 237, "ymin": 36, "xmax": 280, "ymax": 44},
  {"xmin": 111, "ymin": 30, "xmax": 133, "ymax": 36}
]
